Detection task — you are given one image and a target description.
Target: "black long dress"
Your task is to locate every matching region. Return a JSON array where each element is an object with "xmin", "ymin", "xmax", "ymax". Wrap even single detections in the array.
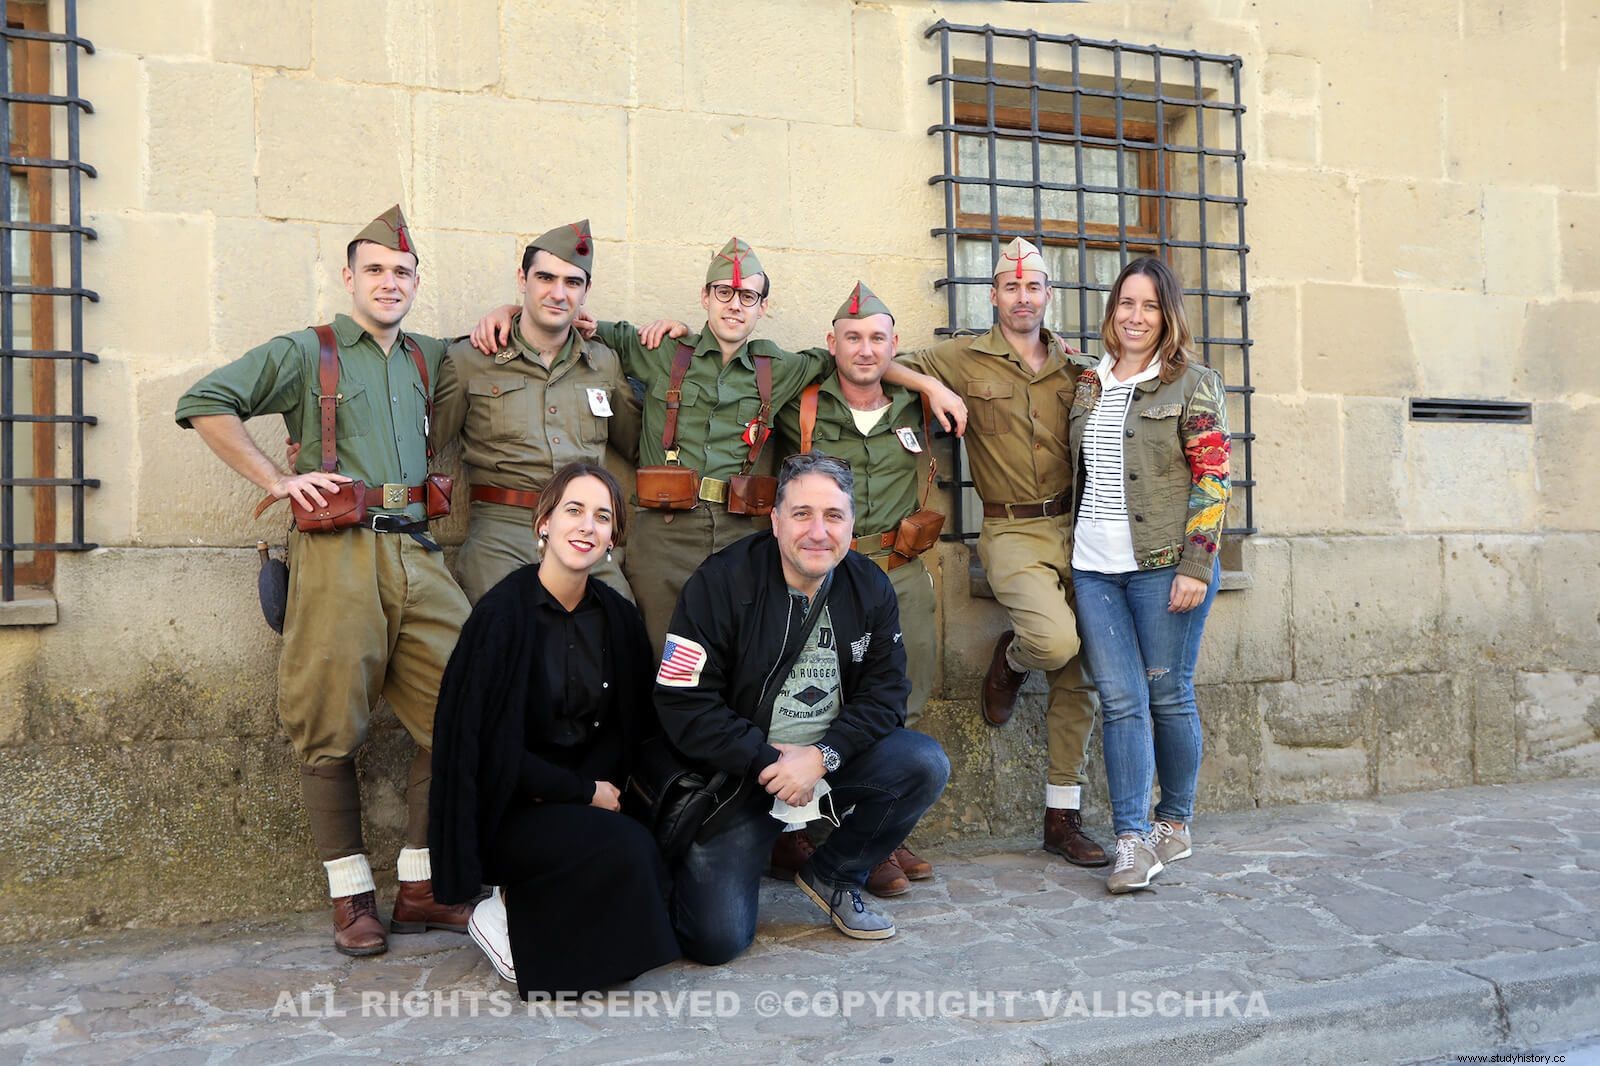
[{"xmin": 429, "ymin": 564, "xmax": 680, "ymax": 997}]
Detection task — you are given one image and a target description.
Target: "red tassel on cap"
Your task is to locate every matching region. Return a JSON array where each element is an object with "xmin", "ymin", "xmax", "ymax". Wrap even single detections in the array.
[
  {"xmin": 396, "ymin": 225, "xmax": 411, "ymax": 254},
  {"xmin": 849, "ymin": 284, "xmax": 861, "ymax": 316},
  {"xmin": 571, "ymin": 222, "xmax": 589, "ymax": 257}
]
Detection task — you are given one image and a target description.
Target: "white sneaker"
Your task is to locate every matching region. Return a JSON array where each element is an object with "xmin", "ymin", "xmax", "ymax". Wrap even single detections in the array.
[
  {"xmin": 1106, "ymin": 834, "xmax": 1164, "ymax": 894},
  {"xmin": 1151, "ymin": 820, "xmax": 1192, "ymax": 864},
  {"xmin": 468, "ymin": 887, "xmax": 516, "ymax": 983}
]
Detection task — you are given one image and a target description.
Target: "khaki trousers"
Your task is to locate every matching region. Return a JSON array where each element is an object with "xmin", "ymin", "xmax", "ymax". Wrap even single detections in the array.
[
  {"xmin": 280, "ymin": 528, "xmax": 470, "ymax": 766},
  {"xmin": 623, "ymin": 505, "xmax": 762, "ymax": 652},
  {"xmin": 976, "ymin": 513, "xmax": 1100, "ymax": 786},
  {"xmin": 883, "ymin": 554, "xmax": 937, "ymax": 729},
  {"xmin": 453, "ymin": 500, "xmax": 634, "ymax": 606}
]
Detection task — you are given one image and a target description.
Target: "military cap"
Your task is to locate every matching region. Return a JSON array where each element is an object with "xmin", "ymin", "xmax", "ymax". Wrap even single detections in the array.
[
  {"xmin": 994, "ymin": 236, "xmax": 1047, "ymax": 280},
  {"xmin": 350, "ymin": 204, "xmax": 418, "ymax": 260},
  {"xmin": 529, "ymin": 218, "xmax": 594, "ymax": 278},
  {"xmin": 833, "ymin": 281, "xmax": 894, "ymax": 324},
  {"xmin": 706, "ymin": 237, "xmax": 766, "ymax": 289}
]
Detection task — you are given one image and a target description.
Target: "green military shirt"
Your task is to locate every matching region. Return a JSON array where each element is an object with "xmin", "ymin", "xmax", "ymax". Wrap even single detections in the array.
[
  {"xmin": 593, "ymin": 320, "xmax": 830, "ymax": 481},
  {"xmin": 775, "ymin": 378, "xmax": 928, "ymax": 539},
  {"xmin": 430, "ymin": 311, "xmax": 642, "ymax": 490},
  {"xmin": 899, "ymin": 325, "xmax": 1092, "ymax": 507},
  {"xmin": 175, "ymin": 313, "xmax": 447, "ymax": 521}
]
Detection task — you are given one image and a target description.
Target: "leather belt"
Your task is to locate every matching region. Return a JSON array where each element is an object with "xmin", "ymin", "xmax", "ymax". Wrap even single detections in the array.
[
  {"xmin": 362, "ymin": 483, "xmax": 428, "ymax": 510},
  {"xmin": 981, "ymin": 492, "xmax": 1071, "ymax": 520},
  {"xmin": 849, "ymin": 531, "xmax": 898, "ymax": 553},
  {"xmin": 470, "ymin": 484, "xmax": 542, "ymax": 509},
  {"xmin": 697, "ymin": 476, "xmax": 729, "ymax": 504}
]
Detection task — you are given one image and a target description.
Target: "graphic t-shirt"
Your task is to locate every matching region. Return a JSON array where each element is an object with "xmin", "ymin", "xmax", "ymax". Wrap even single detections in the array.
[{"xmin": 766, "ymin": 596, "xmax": 842, "ymax": 747}]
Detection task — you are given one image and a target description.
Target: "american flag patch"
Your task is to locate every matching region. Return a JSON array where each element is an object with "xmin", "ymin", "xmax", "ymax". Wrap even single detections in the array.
[{"xmin": 657, "ymin": 634, "xmax": 707, "ymax": 688}]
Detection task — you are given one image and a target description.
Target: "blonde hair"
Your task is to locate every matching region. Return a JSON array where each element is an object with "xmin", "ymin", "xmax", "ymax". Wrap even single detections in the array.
[{"xmin": 1099, "ymin": 256, "xmax": 1195, "ymax": 384}]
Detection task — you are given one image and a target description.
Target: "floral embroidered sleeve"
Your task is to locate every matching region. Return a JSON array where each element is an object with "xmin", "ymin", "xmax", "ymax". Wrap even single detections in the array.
[{"xmin": 1177, "ymin": 369, "xmax": 1231, "ymax": 583}]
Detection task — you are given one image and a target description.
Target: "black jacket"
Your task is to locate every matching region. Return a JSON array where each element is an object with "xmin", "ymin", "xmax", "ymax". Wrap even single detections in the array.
[
  {"xmin": 654, "ymin": 532, "xmax": 909, "ymax": 781},
  {"xmin": 429, "ymin": 564, "xmax": 655, "ymax": 905}
]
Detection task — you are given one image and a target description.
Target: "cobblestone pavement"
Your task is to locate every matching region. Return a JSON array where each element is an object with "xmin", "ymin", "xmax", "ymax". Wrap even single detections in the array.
[{"xmin": 2, "ymin": 778, "xmax": 1597, "ymax": 1065}]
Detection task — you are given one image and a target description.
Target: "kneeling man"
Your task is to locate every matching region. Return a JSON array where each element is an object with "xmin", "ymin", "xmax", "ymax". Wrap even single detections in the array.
[{"xmin": 655, "ymin": 452, "xmax": 950, "ymax": 964}]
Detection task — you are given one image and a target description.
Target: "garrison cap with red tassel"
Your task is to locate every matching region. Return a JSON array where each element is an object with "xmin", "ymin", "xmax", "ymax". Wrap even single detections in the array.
[
  {"xmin": 833, "ymin": 280, "xmax": 894, "ymax": 324},
  {"xmin": 706, "ymin": 237, "xmax": 765, "ymax": 289},
  {"xmin": 350, "ymin": 204, "xmax": 418, "ymax": 260},
  {"xmin": 529, "ymin": 218, "xmax": 594, "ymax": 278},
  {"xmin": 994, "ymin": 235, "xmax": 1048, "ymax": 280}
]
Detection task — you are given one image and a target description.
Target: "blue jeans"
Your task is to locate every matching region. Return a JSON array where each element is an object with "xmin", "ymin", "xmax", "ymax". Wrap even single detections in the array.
[
  {"xmin": 1071, "ymin": 562, "xmax": 1218, "ymax": 838},
  {"xmin": 671, "ymin": 728, "xmax": 950, "ymax": 965}
]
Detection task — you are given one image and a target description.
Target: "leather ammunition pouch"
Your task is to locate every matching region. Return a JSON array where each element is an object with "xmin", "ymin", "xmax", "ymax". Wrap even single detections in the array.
[
  {"xmin": 891, "ymin": 507, "xmax": 945, "ymax": 567},
  {"xmin": 727, "ymin": 473, "xmax": 777, "ymax": 516},
  {"xmin": 635, "ymin": 465, "xmax": 700, "ymax": 510}
]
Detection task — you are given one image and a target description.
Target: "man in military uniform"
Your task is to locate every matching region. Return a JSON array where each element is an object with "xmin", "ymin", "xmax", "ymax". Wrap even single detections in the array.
[
  {"xmin": 176, "ymin": 206, "xmax": 474, "ymax": 956},
  {"xmin": 429, "ymin": 219, "xmax": 640, "ymax": 604},
  {"xmin": 771, "ymin": 282, "xmax": 941, "ymax": 897},
  {"xmin": 896, "ymin": 238, "xmax": 1108, "ymax": 868}
]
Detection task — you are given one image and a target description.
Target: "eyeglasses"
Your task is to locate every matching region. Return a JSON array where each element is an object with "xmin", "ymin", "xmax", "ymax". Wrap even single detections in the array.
[{"xmin": 708, "ymin": 283, "xmax": 763, "ymax": 308}]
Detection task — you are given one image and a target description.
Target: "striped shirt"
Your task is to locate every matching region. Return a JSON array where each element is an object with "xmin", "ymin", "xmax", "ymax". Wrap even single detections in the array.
[{"xmin": 1072, "ymin": 354, "xmax": 1162, "ymax": 574}]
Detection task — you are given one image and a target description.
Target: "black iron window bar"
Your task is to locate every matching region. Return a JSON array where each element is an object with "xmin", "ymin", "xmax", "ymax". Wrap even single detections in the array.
[
  {"xmin": 0, "ymin": 2, "xmax": 97, "ymax": 602},
  {"xmin": 925, "ymin": 19, "xmax": 1256, "ymax": 542}
]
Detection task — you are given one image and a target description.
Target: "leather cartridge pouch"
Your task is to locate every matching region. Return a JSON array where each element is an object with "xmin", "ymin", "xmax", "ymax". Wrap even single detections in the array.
[
  {"xmin": 891, "ymin": 507, "xmax": 945, "ymax": 561},
  {"xmin": 423, "ymin": 472, "xmax": 453, "ymax": 519},
  {"xmin": 291, "ymin": 480, "xmax": 369, "ymax": 533},
  {"xmin": 723, "ymin": 353, "xmax": 776, "ymax": 517},
  {"xmin": 636, "ymin": 341, "xmax": 703, "ymax": 511}
]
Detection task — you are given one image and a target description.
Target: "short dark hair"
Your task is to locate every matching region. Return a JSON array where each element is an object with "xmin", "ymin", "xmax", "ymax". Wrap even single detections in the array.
[
  {"xmin": 520, "ymin": 245, "xmax": 591, "ymax": 286},
  {"xmin": 345, "ymin": 238, "xmax": 418, "ymax": 269},
  {"xmin": 775, "ymin": 452, "xmax": 853, "ymax": 513},
  {"xmin": 531, "ymin": 462, "xmax": 628, "ymax": 546}
]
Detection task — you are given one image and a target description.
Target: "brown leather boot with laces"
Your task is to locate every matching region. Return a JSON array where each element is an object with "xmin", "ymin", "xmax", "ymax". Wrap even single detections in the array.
[
  {"xmin": 391, "ymin": 879, "xmax": 473, "ymax": 934},
  {"xmin": 332, "ymin": 891, "xmax": 387, "ymax": 957},
  {"xmin": 767, "ymin": 828, "xmax": 818, "ymax": 880},
  {"xmin": 1043, "ymin": 808, "xmax": 1109, "ymax": 867}
]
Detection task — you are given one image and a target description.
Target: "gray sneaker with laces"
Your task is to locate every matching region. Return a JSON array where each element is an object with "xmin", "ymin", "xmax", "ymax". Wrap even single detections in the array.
[
  {"xmin": 795, "ymin": 864, "xmax": 896, "ymax": 940},
  {"xmin": 1106, "ymin": 834, "xmax": 1164, "ymax": 894},
  {"xmin": 1151, "ymin": 820, "xmax": 1192, "ymax": 864}
]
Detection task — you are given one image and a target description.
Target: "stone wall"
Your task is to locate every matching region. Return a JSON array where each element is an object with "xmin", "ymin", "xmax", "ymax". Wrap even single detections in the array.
[{"xmin": 0, "ymin": 0, "xmax": 1594, "ymax": 942}]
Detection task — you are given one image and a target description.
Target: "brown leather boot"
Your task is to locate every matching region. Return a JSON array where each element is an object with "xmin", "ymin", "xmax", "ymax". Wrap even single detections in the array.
[
  {"xmin": 867, "ymin": 854, "xmax": 911, "ymax": 897},
  {"xmin": 333, "ymin": 891, "xmax": 387, "ymax": 957},
  {"xmin": 766, "ymin": 828, "xmax": 817, "ymax": 880},
  {"xmin": 391, "ymin": 879, "xmax": 472, "ymax": 934},
  {"xmin": 892, "ymin": 843, "xmax": 933, "ymax": 881},
  {"xmin": 981, "ymin": 631, "xmax": 1028, "ymax": 726},
  {"xmin": 1043, "ymin": 808, "xmax": 1109, "ymax": 867}
]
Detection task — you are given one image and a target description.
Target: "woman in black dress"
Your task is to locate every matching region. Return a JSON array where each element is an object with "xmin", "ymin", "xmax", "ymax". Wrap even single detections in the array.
[{"xmin": 429, "ymin": 461, "xmax": 679, "ymax": 996}]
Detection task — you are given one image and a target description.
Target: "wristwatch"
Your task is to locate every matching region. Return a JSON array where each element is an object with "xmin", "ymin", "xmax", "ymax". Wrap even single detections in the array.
[{"xmin": 813, "ymin": 742, "xmax": 842, "ymax": 774}]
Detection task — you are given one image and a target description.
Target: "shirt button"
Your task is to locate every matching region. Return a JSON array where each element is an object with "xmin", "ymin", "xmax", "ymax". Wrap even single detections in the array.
[
  {"xmin": 549, "ymin": 406, "xmax": 558, "ymax": 414},
  {"xmin": 490, "ymin": 386, "xmax": 501, "ymax": 396},
  {"xmin": 1134, "ymin": 514, "xmax": 1145, "ymax": 522},
  {"xmin": 1124, "ymin": 429, "xmax": 1134, "ymax": 438},
  {"xmin": 552, "ymin": 436, "xmax": 561, "ymax": 444},
  {"xmin": 1129, "ymin": 472, "xmax": 1138, "ymax": 481},
  {"xmin": 392, "ymin": 396, "xmax": 398, "ymax": 403},
  {"xmin": 602, "ymin": 682, "xmax": 609, "ymax": 689}
]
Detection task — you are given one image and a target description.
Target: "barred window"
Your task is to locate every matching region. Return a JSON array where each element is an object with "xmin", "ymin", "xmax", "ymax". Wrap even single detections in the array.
[{"xmin": 928, "ymin": 21, "xmax": 1255, "ymax": 552}]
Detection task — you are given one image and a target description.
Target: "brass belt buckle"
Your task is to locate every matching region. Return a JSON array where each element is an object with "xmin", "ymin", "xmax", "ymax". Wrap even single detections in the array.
[
  {"xmin": 698, "ymin": 477, "xmax": 729, "ymax": 504},
  {"xmin": 382, "ymin": 483, "xmax": 408, "ymax": 510}
]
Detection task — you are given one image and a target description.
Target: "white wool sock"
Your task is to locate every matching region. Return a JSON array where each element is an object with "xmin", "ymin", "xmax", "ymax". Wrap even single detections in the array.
[
  {"xmin": 397, "ymin": 847, "xmax": 431, "ymax": 883},
  {"xmin": 1045, "ymin": 784, "xmax": 1081, "ymax": 810},
  {"xmin": 324, "ymin": 853, "xmax": 375, "ymax": 898}
]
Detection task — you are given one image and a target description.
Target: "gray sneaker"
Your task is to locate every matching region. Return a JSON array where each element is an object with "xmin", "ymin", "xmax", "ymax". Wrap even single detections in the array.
[
  {"xmin": 795, "ymin": 864, "xmax": 896, "ymax": 940},
  {"xmin": 1106, "ymin": 834, "xmax": 1164, "ymax": 894},
  {"xmin": 1151, "ymin": 820, "xmax": 1192, "ymax": 864}
]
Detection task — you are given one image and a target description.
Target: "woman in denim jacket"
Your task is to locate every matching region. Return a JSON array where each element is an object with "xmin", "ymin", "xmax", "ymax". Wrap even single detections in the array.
[{"xmin": 1066, "ymin": 257, "xmax": 1231, "ymax": 894}]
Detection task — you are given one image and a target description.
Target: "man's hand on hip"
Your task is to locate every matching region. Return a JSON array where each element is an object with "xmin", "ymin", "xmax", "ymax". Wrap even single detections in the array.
[{"xmin": 758, "ymin": 742, "xmax": 826, "ymax": 806}]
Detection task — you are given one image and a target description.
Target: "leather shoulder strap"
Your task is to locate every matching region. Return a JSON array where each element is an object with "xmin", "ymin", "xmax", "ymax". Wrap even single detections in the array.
[
  {"xmin": 740, "ymin": 355, "xmax": 775, "ymax": 473},
  {"xmin": 660, "ymin": 341, "xmax": 695, "ymax": 455},
  {"xmin": 798, "ymin": 383, "xmax": 820, "ymax": 455},
  {"xmin": 917, "ymin": 392, "xmax": 938, "ymax": 510},
  {"xmin": 404, "ymin": 335, "xmax": 433, "ymax": 460},
  {"xmin": 312, "ymin": 324, "xmax": 339, "ymax": 473}
]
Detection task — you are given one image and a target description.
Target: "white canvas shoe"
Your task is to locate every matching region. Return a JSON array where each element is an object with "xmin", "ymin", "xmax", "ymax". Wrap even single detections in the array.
[{"xmin": 468, "ymin": 888, "xmax": 516, "ymax": 983}]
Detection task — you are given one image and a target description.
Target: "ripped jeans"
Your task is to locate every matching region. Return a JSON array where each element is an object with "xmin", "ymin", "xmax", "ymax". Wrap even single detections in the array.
[{"xmin": 1071, "ymin": 561, "xmax": 1218, "ymax": 837}]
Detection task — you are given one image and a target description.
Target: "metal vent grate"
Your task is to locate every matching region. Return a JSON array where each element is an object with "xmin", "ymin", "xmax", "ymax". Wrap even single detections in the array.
[{"xmin": 1408, "ymin": 398, "xmax": 1531, "ymax": 424}]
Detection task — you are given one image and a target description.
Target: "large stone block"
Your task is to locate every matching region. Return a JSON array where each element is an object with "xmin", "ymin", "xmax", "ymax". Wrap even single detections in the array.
[
  {"xmin": 0, "ymin": 630, "xmax": 41, "ymax": 747},
  {"xmin": 404, "ymin": 228, "xmax": 519, "ymax": 343},
  {"xmin": 1262, "ymin": 112, "xmax": 1317, "ymax": 167},
  {"xmin": 212, "ymin": 0, "xmax": 312, "ymax": 69},
  {"xmin": 1262, "ymin": 53, "xmax": 1320, "ymax": 103},
  {"xmin": 1259, "ymin": 737, "xmax": 1372, "ymax": 806},
  {"xmin": 1447, "ymin": 69, "xmax": 1595, "ymax": 190},
  {"xmin": 1242, "ymin": 168, "xmax": 1358, "ymax": 283},
  {"xmin": 210, "ymin": 219, "xmax": 320, "ymax": 358},
  {"xmin": 257, "ymin": 78, "xmax": 411, "ymax": 223},
  {"xmin": 613, "ymin": 241, "xmax": 717, "ymax": 327},
  {"xmin": 1358, "ymin": 179, "xmax": 1482, "ymax": 291},
  {"xmin": 1195, "ymin": 683, "xmax": 1261, "ymax": 813},
  {"xmin": 1517, "ymin": 302, "xmax": 1600, "ymax": 399},
  {"xmin": 1470, "ymin": 672, "xmax": 1516, "ymax": 784},
  {"xmin": 854, "ymin": 6, "xmax": 907, "ymax": 130},
  {"xmin": 1402, "ymin": 291, "xmax": 1529, "ymax": 398},
  {"xmin": 1514, "ymin": 670, "xmax": 1600, "ymax": 779},
  {"xmin": 86, "ymin": 214, "xmax": 211, "ymax": 358},
  {"xmin": 788, "ymin": 124, "xmax": 939, "ymax": 259},
  {"xmin": 83, "ymin": 356, "xmax": 136, "ymax": 549},
  {"xmin": 78, "ymin": 52, "xmax": 144, "ymax": 212},
  {"xmin": 1483, "ymin": 187, "xmax": 1557, "ymax": 297},
  {"xmin": 1249, "ymin": 395, "xmax": 1341, "ymax": 535},
  {"xmin": 414, "ymin": 95, "xmax": 627, "ymax": 236},
  {"xmin": 147, "ymin": 61, "xmax": 256, "ymax": 216},
  {"xmin": 1197, "ymin": 537, "xmax": 1292, "ymax": 685},
  {"xmin": 1373, "ymin": 673, "xmax": 1471, "ymax": 793},
  {"xmin": 1533, "ymin": 403, "xmax": 1600, "ymax": 533},
  {"xmin": 1301, "ymin": 283, "xmax": 1415, "ymax": 396},
  {"xmin": 1340, "ymin": 397, "xmax": 1406, "ymax": 531},
  {"xmin": 315, "ymin": 0, "xmax": 498, "ymax": 91},
  {"xmin": 1290, "ymin": 535, "xmax": 1444, "ymax": 679},
  {"xmin": 1260, "ymin": 679, "xmax": 1368, "ymax": 748},
  {"xmin": 1248, "ymin": 285, "xmax": 1299, "ymax": 396},
  {"xmin": 631, "ymin": 111, "xmax": 793, "ymax": 247},
  {"xmin": 1440, "ymin": 535, "xmax": 1547, "ymax": 670},
  {"xmin": 92, "ymin": 0, "xmax": 207, "ymax": 57},
  {"xmin": 634, "ymin": 1, "xmax": 686, "ymax": 110},
  {"xmin": 685, "ymin": 0, "xmax": 852, "ymax": 125},
  {"xmin": 1321, "ymin": 46, "xmax": 1443, "ymax": 177},
  {"xmin": 1558, "ymin": 195, "xmax": 1600, "ymax": 292},
  {"xmin": 749, "ymin": 246, "xmax": 943, "ymax": 352},
  {"xmin": 1542, "ymin": 534, "xmax": 1600, "ymax": 673},
  {"xmin": 503, "ymin": 0, "xmax": 631, "ymax": 104},
  {"xmin": 1404, "ymin": 421, "xmax": 1536, "ymax": 532},
  {"xmin": 1462, "ymin": 0, "xmax": 1562, "ymax": 49}
]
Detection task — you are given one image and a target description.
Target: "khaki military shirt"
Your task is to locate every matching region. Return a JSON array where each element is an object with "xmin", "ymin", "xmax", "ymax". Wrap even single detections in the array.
[
  {"xmin": 430, "ymin": 312, "xmax": 641, "ymax": 490},
  {"xmin": 775, "ymin": 378, "xmax": 928, "ymax": 538},
  {"xmin": 594, "ymin": 320, "xmax": 830, "ymax": 480},
  {"xmin": 899, "ymin": 325, "xmax": 1090, "ymax": 506},
  {"xmin": 175, "ymin": 313, "xmax": 446, "ymax": 521}
]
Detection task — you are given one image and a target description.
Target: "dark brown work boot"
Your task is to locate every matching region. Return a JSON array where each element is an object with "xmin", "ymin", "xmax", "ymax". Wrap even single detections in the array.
[
  {"xmin": 867, "ymin": 854, "xmax": 911, "ymax": 898},
  {"xmin": 333, "ymin": 891, "xmax": 388, "ymax": 957},
  {"xmin": 981, "ymin": 630, "xmax": 1028, "ymax": 726},
  {"xmin": 390, "ymin": 879, "xmax": 472, "ymax": 934},
  {"xmin": 767, "ymin": 828, "xmax": 818, "ymax": 880},
  {"xmin": 1043, "ymin": 808, "xmax": 1110, "ymax": 867},
  {"xmin": 892, "ymin": 843, "xmax": 933, "ymax": 881}
]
